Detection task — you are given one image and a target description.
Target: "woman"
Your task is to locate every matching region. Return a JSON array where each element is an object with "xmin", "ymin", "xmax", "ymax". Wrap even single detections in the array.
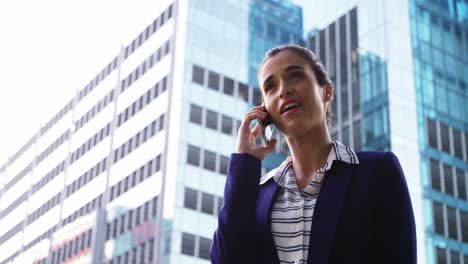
[{"xmin": 210, "ymin": 45, "xmax": 416, "ymax": 264}]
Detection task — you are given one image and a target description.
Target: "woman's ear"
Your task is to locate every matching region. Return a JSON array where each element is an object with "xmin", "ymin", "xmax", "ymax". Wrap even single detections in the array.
[{"xmin": 324, "ymin": 84, "xmax": 333, "ymax": 102}]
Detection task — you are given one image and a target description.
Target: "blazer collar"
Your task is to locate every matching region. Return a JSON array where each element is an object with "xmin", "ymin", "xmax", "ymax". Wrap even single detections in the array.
[{"xmin": 259, "ymin": 140, "xmax": 359, "ymax": 186}]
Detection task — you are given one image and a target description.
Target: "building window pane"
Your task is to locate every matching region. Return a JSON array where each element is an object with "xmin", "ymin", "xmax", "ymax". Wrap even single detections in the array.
[
  {"xmin": 184, "ymin": 188, "xmax": 198, "ymax": 210},
  {"xmin": 253, "ymin": 88, "xmax": 262, "ymax": 105},
  {"xmin": 203, "ymin": 150, "xmax": 216, "ymax": 171},
  {"xmin": 453, "ymin": 129, "xmax": 463, "ymax": 159},
  {"xmin": 238, "ymin": 83, "xmax": 249, "ymax": 102},
  {"xmin": 427, "ymin": 118, "xmax": 438, "ymax": 148},
  {"xmin": 206, "ymin": 110, "xmax": 218, "ymax": 130},
  {"xmin": 208, "ymin": 71, "xmax": 220, "ymax": 91},
  {"xmin": 181, "ymin": 233, "xmax": 195, "ymax": 256},
  {"xmin": 433, "ymin": 202, "xmax": 444, "ymax": 235},
  {"xmin": 440, "ymin": 123, "xmax": 450, "ymax": 153},
  {"xmin": 219, "ymin": 155, "xmax": 229, "ymax": 175},
  {"xmin": 353, "ymin": 120, "xmax": 362, "ymax": 150},
  {"xmin": 446, "ymin": 206, "xmax": 458, "ymax": 240},
  {"xmin": 187, "ymin": 145, "xmax": 200, "ymax": 166},
  {"xmin": 217, "ymin": 197, "xmax": 224, "ymax": 213},
  {"xmin": 223, "ymin": 77, "xmax": 234, "ymax": 95},
  {"xmin": 221, "ymin": 115, "xmax": 233, "ymax": 135},
  {"xmin": 443, "ymin": 164, "xmax": 454, "ymax": 195},
  {"xmin": 190, "ymin": 104, "xmax": 202, "ymax": 125},
  {"xmin": 430, "ymin": 159, "xmax": 441, "ymax": 191},
  {"xmin": 198, "ymin": 237, "xmax": 212, "ymax": 260},
  {"xmin": 450, "ymin": 251, "xmax": 460, "ymax": 264},
  {"xmin": 192, "ymin": 65, "xmax": 204, "ymax": 85},
  {"xmin": 436, "ymin": 247, "xmax": 447, "ymax": 264},
  {"xmin": 456, "ymin": 168, "xmax": 467, "ymax": 200},
  {"xmin": 460, "ymin": 210, "xmax": 468, "ymax": 243},
  {"xmin": 201, "ymin": 193, "xmax": 214, "ymax": 214}
]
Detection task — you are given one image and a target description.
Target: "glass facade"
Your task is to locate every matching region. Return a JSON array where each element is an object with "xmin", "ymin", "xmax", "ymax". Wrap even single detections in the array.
[
  {"xmin": 173, "ymin": 0, "xmax": 303, "ymax": 263},
  {"xmin": 359, "ymin": 52, "xmax": 391, "ymax": 151},
  {"xmin": 307, "ymin": 8, "xmax": 365, "ymax": 150},
  {"xmin": 409, "ymin": 0, "xmax": 468, "ymax": 262}
]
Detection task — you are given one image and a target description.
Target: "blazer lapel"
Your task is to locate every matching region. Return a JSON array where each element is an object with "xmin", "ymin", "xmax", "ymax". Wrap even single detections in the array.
[
  {"xmin": 307, "ymin": 160, "xmax": 353, "ymax": 264},
  {"xmin": 256, "ymin": 179, "xmax": 280, "ymax": 263}
]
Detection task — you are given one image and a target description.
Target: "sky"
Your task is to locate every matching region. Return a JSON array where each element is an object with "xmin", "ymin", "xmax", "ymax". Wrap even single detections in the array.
[
  {"xmin": 0, "ymin": 0, "xmax": 163, "ymax": 165},
  {"xmin": 0, "ymin": 0, "xmax": 317, "ymax": 166}
]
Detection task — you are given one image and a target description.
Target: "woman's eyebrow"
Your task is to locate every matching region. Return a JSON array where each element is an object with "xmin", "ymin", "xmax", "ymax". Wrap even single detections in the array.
[
  {"xmin": 285, "ymin": 65, "xmax": 304, "ymax": 72},
  {"xmin": 262, "ymin": 75, "xmax": 274, "ymax": 88}
]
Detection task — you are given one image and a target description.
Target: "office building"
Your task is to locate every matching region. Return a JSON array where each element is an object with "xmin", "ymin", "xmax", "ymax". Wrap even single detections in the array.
[
  {"xmin": 0, "ymin": 0, "xmax": 301, "ymax": 263},
  {"xmin": 305, "ymin": 0, "xmax": 467, "ymax": 263}
]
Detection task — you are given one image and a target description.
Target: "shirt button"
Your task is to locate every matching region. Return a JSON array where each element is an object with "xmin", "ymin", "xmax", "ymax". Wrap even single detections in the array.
[{"xmin": 294, "ymin": 260, "xmax": 300, "ymax": 264}]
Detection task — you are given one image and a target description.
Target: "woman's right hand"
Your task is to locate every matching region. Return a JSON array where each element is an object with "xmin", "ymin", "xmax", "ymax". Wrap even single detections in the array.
[{"xmin": 236, "ymin": 105, "xmax": 277, "ymax": 161}]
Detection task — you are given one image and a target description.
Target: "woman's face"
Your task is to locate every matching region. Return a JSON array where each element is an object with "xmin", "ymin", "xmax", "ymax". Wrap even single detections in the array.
[{"xmin": 259, "ymin": 50, "xmax": 331, "ymax": 138}]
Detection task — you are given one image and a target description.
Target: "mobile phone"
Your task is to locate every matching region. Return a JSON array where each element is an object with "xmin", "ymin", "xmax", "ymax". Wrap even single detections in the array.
[{"xmin": 258, "ymin": 104, "xmax": 274, "ymax": 145}]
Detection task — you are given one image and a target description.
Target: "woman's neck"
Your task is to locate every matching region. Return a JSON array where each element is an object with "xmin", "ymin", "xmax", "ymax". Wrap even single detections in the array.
[{"xmin": 286, "ymin": 125, "xmax": 332, "ymax": 191}]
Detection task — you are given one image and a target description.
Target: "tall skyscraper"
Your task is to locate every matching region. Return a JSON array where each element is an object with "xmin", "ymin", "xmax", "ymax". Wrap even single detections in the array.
[
  {"xmin": 304, "ymin": 0, "xmax": 467, "ymax": 263},
  {"xmin": 0, "ymin": 0, "xmax": 300, "ymax": 263}
]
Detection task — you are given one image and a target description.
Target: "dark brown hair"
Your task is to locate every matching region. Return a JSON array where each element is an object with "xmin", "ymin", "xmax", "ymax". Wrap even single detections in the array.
[{"xmin": 258, "ymin": 44, "xmax": 334, "ymax": 129}]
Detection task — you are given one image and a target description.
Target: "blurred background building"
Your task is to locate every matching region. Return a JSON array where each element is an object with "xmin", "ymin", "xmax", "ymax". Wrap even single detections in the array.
[{"xmin": 0, "ymin": 0, "xmax": 466, "ymax": 263}]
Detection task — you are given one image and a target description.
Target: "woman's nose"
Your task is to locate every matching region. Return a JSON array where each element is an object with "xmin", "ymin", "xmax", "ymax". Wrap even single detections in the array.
[{"xmin": 279, "ymin": 83, "xmax": 293, "ymax": 98}]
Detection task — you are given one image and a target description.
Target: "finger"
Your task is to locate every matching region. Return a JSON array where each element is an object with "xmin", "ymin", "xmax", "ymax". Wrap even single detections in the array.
[
  {"xmin": 240, "ymin": 111, "xmax": 267, "ymax": 131},
  {"xmin": 264, "ymin": 138, "xmax": 278, "ymax": 153},
  {"xmin": 251, "ymin": 122, "xmax": 261, "ymax": 137}
]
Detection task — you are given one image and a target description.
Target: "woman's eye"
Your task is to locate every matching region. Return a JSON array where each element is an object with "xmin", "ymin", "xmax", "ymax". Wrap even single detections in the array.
[
  {"xmin": 265, "ymin": 83, "xmax": 275, "ymax": 92},
  {"xmin": 290, "ymin": 72, "xmax": 303, "ymax": 80}
]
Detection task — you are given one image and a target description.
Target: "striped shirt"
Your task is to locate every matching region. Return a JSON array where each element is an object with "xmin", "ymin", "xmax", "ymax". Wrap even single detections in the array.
[{"xmin": 259, "ymin": 140, "xmax": 359, "ymax": 264}]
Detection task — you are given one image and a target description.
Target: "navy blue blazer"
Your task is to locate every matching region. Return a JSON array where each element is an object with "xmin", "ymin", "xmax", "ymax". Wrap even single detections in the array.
[{"xmin": 210, "ymin": 151, "xmax": 416, "ymax": 264}]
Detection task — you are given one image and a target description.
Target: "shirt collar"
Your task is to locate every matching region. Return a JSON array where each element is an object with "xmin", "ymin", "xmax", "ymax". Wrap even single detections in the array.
[{"xmin": 259, "ymin": 140, "xmax": 359, "ymax": 186}]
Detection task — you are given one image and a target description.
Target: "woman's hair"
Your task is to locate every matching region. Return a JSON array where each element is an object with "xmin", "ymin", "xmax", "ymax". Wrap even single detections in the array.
[{"xmin": 257, "ymin": 44, "xmax": 334, "ymax": 130}]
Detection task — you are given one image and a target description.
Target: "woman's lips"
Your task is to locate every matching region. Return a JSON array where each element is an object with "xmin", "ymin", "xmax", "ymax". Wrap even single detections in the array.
[{"xmin": 281, "ymin": 105, "xmax": 301, "ymax": 117}]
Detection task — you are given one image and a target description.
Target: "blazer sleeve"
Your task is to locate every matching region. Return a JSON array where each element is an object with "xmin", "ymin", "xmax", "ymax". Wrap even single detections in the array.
[
  {"xmin": 210, "ymin": 153, "xmax": 261, "ymax": 264},
  {"xmin": 374, "ymin": 152, "xmax": 417, "ymax": 264}
]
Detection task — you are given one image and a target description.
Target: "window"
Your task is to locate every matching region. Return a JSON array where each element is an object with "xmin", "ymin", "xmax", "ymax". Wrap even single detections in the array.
[
  {"xmin": 440, "ymin": 123, "xmax": 450, "ymax": 153},
  {"xmin": 201, "ymin": 193, "xmax": 214, "ymax": 214},
  {"xmin": 253, "ymin": 88, "xmax": 262, "ymax": 105},
  {"xmin": 217, "ymin": 197, "xmax": 224, "ymax": 213},
  {"xmin": 443, "ymin": 164, "xmax": 454, "ymax": 195},
  {"xmin": 430, "ymin": 159, "xmax": 441, "ymax": 191},
  {"xmin": 450, "ymin": 251, "xmax": 459, "ymax": 264},
  {"xmin": 238, "ymin": 82, "xmax": 249, "ymax": 102},
  {"xmin": 128, "ymin": 210, "xmax": 133, "ymax": 230},
  {"xmin": 206, "ymin": 110, "xmax": 218, "ymax": 130},
  {"xmin": 198, "ymin": 237, "xmax": 212, "ymax": 260},
  {"xmin": 221, "ymin": 115, "xmax": 233, "ymax": 135},
  {"xmin": 456, "ymin": 168, "xmax": 467, "ymax": 200},
  {"xmin": 192, "ymin": 65, "xmax": 204, "ymax": 85},
  {"xmin": 436, "ymin": 246, "xmax": 446, "ymax": 264},
  {"xmin": 190, "ymin": 104, "xmax": 203, "ymax": 125},
  {"xmin": 223, "ymin": 77, "xmax": 234, "ymax": 95},
  {"xmin": 461, "ymin": 210, "xmax": 468, "ymax": 243},
  {"xmin": 208, "ymin": 71, "xmax": 220, "ymax": 91},
  {"xmin": 184, "ymin": 188, "xmax": 198, "ymax": 210},
  {"xmin": 453, "ymin": 129, "xmax": 463, "ymax": 159},
  {"xmin": 159, "ymin": 115, "xmax": 165, "ymax": 131},
  {"xmin": 219, "ymin": 155, "xmax": 229, "ymax": 175},
  {"xmin": 204, "ymin": 150, "xmax": 216, "ymax": 171},
  {"xmin": 433, "ymin": 202, "xmax": 444, "ymax": 235},
  {"xmin": 267, "ymin": 22, "xmax": 276, "ymax": 40},
  {"xmin": 427, "ymin": 118, "xmax": 438, "ymax": 149},
  {"xmin": 187, "ymin": 145, "xmax": 200, "ymax": 166},
  {"xmin": 446, "ymin": 206, "xmax": 458, "ymax": 240},
  {"xmin": 181, "ymin": 233, "xmax": 195, "ymax": 256}
]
